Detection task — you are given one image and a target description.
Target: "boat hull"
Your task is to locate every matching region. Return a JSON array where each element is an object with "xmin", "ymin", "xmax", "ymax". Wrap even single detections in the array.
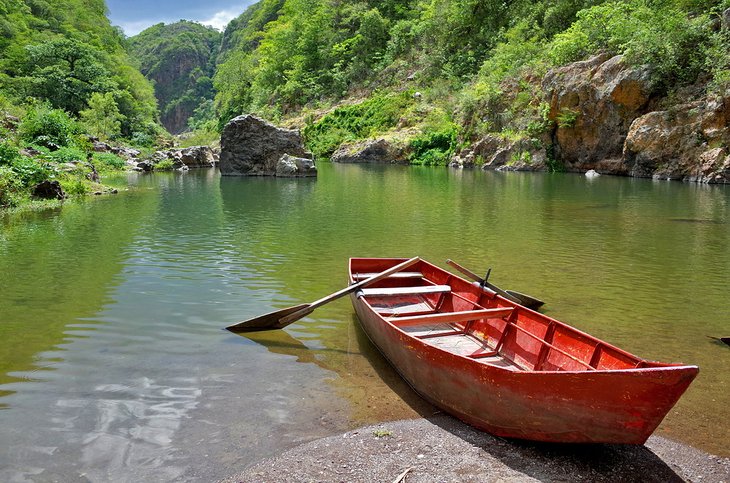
[{"xmin": 349, "ymin": 259, "xmax": 698, "ymax": 444}]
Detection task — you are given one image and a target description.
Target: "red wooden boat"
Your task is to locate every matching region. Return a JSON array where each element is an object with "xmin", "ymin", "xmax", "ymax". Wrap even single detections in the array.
[{"xmin": 348, "ymin": 257, "xmax": 699, "ymax": 444}]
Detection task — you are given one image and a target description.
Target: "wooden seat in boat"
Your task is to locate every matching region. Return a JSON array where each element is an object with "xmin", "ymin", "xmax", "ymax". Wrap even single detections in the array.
[
  {"xmin": 352, "ymin": 271, "xmax": 423, "ymax": 280},
  {"xmin": 357, "ymin": 285, "xmax": 452, "ymax": 297},
  {"xmin": 386, "ymin": 308, "xmax": 513, "ymax": 325}
]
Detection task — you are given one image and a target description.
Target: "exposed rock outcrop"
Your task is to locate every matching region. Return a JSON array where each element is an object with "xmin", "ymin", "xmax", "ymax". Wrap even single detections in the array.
[
  {"xmin": 276, "ymin": 154, "xmax": 317, "ymax": 177},
  {"xmin": 542, "ymin": 54, "xmax": 654, "ymax": 171},
  {"xmin": 32, "ymin": 180, "xmax": 65, "ymax": 200},
  {"xmin": 219, "ymin": 115, "xmax": 312, "ymax": 176},
  {"xmin": 452, "ymin": 134, "xmax": 547, "ymax": 171},
  {"xmin": 84, "ymin": 138, "xmax": 141, "ymax": 160},
  {"xmin": 92, "ymin": 140, "xmax": 112, "ymax": 152},
  {"xmin": 462, "ymin": 53, "xmax": 728, "ymax": 182},
  {"xmin": 110, "ymin": 146, "xmax": 141, "ymax": 160},
  {"xmin": 136, "ymin": 160, "xmax": 154, "ymax": 172},
  {"xmin": 136, "ymin": 146, "xmax": 216, "ymax": 171},
  {"xmin": 624, "ymin": 96, "xmax": 730, "ymax": 182},
  {"xmin": 178, "ymin": 146, "xmax": 216, "ymax": 168},
  {"xmin": 330, "ymin": 138, "xmax": 408, "ymax": 164}
]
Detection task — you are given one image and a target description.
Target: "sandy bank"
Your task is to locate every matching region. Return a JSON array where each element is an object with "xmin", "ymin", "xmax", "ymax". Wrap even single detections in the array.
[{"xmin": 222, "ymin": 416, "xmax": 729, "ymax": 482}]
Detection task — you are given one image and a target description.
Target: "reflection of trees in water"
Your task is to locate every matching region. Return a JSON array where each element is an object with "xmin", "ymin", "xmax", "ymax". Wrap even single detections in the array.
[{"xmin": 0, "ymin": 188, "xmax": 160, "ymax": 391}]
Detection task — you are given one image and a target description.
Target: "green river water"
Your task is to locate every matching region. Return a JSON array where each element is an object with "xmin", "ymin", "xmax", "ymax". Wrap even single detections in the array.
[{"xmin": 0, "ymin": 163, "xmax": 728, "ymax": 480}]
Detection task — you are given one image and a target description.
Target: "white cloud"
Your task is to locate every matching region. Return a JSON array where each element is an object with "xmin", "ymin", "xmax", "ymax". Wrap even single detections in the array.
[
  {"xmin": 118, "ymin": 19, "xmax": 165, "ymax": 36},
  {"xmin": 200, "ymin": 8, "xmax": 240, "ymax": 31},
  {"xmin": 114, "ymin": 3, "xmax": 256, "ymax": 37}
]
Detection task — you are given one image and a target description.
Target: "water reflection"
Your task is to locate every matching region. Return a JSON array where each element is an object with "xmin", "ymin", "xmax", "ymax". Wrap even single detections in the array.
[{"xmin": 0, "ymin": 166, "xmax": 728, "ymax": 482}]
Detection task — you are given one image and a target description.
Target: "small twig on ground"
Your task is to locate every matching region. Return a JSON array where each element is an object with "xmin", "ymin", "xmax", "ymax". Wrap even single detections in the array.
[{"xmin": 392, "ymin": 466, "xmax": 413, "ymax": 483}]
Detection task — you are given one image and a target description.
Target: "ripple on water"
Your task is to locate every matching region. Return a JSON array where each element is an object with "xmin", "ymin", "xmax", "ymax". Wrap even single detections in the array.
[{"xmin": 1, "ymin": 167, "xmax": 728, "ymax": 481}]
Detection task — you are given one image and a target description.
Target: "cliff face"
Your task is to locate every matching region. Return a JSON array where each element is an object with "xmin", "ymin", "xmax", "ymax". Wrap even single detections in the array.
[
  {"xmin": 542, "ymin": 54, "xmax": 654, "ymax": 174},
  {"xmin": 128, "ymin": 21, "xmax": 221, "ymax": 134},
  {"xmin": 624, "ymin": 96, "xmax": 730, "ymax": 182},
  {"xmin": 452, "ymin": 54, "xmax": 729, "ymax": 183},
  {"xmin": 543, "ymin": 55, "xmax": 729, "ymax": 182}
]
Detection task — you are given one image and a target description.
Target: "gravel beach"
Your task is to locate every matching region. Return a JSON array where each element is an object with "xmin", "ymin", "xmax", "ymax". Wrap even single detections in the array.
[{"xmin": 222, "ymin": 416, "xmax": 729, "ymax": 482}]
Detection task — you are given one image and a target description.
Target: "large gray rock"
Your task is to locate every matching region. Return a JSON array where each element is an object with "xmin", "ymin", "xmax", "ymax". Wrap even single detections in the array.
[
  {"xmin": 179, "ymin": 145, "xmax": 215, "ymax": 168},
  {"xmin": 111, "ymin": 146, "xmax": 141, "ymax": 159},
  {"xmin": 276, "ymin": 154, "xmax": 317, "ymax": 177},
  {"xmin": 219, "ymin": 115, "xmax": 311, "ymax": 176},
  {"xmin": 623, "ymin": 96, "xmax": 730, "ymax": 183}
]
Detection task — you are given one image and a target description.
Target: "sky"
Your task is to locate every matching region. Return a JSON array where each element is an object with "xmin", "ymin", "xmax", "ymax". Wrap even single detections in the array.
[{"xmin": 106, "ymin": 0, "xmax": 258, "ymax": 36}]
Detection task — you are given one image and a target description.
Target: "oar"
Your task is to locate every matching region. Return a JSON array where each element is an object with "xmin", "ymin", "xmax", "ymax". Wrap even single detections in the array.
[
  {"xmin": 708, "ymin": 336, "xmax": 730, "ymax": 347},
  {"xmin": 226, "ymin": 257, "xmax": 421, "ymax": 332},
  {"xmin": 445, "ymin": 259, "xmax": 545, "ymax": 310}
]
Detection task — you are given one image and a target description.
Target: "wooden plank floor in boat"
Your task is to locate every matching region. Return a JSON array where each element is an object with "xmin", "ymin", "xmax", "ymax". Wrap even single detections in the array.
[{"xmin": 399, "ymin": 322, "xmax": 522, "ymax": 371}]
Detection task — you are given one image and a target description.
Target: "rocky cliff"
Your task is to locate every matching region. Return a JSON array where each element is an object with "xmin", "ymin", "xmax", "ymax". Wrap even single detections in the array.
[
  {"xmin": 128, "ymin": 21, "xmax": 221, "ymax": 134},
  {"xmin": 453, "ymin": 54, "xmax": 729, "ymax": 183}
]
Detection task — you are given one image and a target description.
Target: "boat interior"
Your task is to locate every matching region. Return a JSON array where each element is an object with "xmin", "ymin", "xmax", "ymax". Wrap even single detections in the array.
[{"xmin": 352, "ymin": 260, "xmax": 660, "ymax": 373}]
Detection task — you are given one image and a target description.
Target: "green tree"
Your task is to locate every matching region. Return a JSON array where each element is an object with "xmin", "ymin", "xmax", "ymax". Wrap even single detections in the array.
[
  {"xmin": 22, "ymin": 38, "xmax": 115, "ymax": 114},
  {"xmin": 80, "ymin": 91, "xmax": 124, "ymax": 140}
]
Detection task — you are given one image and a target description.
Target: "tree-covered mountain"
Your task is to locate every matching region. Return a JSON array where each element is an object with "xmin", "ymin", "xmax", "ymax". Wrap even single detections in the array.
[
  {"xmin": 0, "ymin": 0, "xmax": 159, "ymax": 139},
  {"xmin": 214, "ymin": 0, "xmax": 729, "ymax": 121},
  {"xmin": 128, "ymin": 21, "xmax": 221, "ymax": 134},
  {"xmin": 211, "ymin": 0, "xmax": 729, "ymax": 177}
]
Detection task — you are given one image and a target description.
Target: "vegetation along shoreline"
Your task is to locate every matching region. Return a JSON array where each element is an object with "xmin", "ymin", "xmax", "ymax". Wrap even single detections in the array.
[{"xmin": 3, "ymin": 1, "xmax": 730, "ymax": 212}]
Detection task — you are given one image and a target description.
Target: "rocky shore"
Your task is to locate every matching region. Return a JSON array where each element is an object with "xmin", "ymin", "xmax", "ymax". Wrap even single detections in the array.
[
  {"xmin": 327, "ymin": 54, "xmax": 730, "ymax": 184},
  {"xmin": 223, "ymin": 416, "xmax": 729, "ymax": 483}
]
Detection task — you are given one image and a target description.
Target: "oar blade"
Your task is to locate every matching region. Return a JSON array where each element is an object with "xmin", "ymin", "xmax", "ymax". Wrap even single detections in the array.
[
  {"xmin": 226, "ymin": 303, "xmax": 311, "ymax": 332},
  {"xmin": 505, "ymin": 289, "xmax": 545, "ymax": 310}
]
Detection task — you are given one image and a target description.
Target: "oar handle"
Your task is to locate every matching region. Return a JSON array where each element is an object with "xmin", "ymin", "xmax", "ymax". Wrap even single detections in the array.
[
  {"xmin": 279, "ymin": 256, "xmax": 421, "ymax": 326},
  {"xmin": 446, "ymin": 259, "xmax": 483, "ymax": 282},
  {"xmin": 446, "ymin": 259, "xmax": 522, "ymax": 305}
]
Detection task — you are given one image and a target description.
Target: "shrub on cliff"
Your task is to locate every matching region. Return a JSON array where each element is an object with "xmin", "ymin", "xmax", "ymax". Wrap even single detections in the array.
[
  {"xmin": 550, "ymin": 1, "xmax": 712, "ymax": 91},
  {"xmin": 459, "ymin": 21, "xmax": 547, "ymax": 137},
  {"xmin": 7, "ymin": 156, "xmax": 49, "ymax": 187},
  {"xmin": 0, "ymin": 140, "xmax": 20, "ymax": 165},
  {"xmin": 303, "ymin": 93, "xmax": 413, "ymax": 158},
  {"xmin": 0, "ymin": 165, "xmax": 23, "ymax": 207},
  {"xmin": 408, "ymin": 108, "xmax": 459, "ymax": 166}
]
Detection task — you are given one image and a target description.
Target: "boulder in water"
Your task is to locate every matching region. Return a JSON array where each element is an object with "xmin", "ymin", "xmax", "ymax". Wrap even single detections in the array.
[{"xmin": 219, "ymin": 115, "xmax": 312, "ymax": 176}]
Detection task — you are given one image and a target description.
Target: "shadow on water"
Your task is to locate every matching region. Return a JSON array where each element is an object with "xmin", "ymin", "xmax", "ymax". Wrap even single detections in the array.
[
  {"xmin": 708, "ymin": 336, "xmax": 730, "ymax": 347},
  {"xmin": 232, "ymin": 328, "xmax": 353, "ymax": 365},
  {"xmin": 427, "ymin": 415, "xmax": 685, "ymax": 482},
  {"xmin": 670, "ymin": 218, "xmax": 725, "ymax": 224},
  {"xmin": 347, "ymin": 314, "xmax": 437, "ymax": 419}
]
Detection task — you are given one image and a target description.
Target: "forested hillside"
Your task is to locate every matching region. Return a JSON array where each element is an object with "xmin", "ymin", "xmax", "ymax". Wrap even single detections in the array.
[
  {"xmin": 0, "ymin": 0, "xmax": 162, "ymax": 208},
  {"xmin": 213, "ymin": 0, "xmax": 730, "ymax": 174},
  {"xmin": 2, "ymin": 0, "xmax": 730, "ymax": 211},
  {"xmin": 129, "ymin": 21, "xmax": 221, "ymax": 134},
  {"xmin": 0, "ymin": 0, "xmax": 158, "ymax": 138}
]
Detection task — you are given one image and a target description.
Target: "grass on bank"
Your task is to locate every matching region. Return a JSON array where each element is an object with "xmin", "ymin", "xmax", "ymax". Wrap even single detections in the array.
[{"xmin": 0, "ymin": 103, "xmax": 157, "ymax": 209}]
